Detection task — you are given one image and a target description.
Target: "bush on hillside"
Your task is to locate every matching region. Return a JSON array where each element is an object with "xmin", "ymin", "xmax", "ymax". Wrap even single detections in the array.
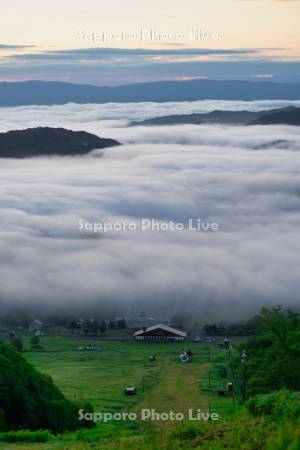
[
  {"xmin": 0, "ymin": 430, "xmax": 54, "ymax": 443},
  {"xmin": 0, "ymin": 342, "xmax": 93, "ymax": 433},
  {"xmin": 246, "ymin": 390, "xmax": 300, "ymax": 420}
]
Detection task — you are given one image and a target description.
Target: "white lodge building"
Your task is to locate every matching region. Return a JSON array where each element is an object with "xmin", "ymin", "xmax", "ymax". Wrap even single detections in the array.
[{"xmin": 133, "ymin": 324, "xmax": 186, "ymax": 341}]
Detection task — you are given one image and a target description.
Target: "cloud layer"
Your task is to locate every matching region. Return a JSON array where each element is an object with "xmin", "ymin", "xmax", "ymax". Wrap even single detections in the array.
[{"xmin": 0, "ymin": 100, "xmax": 300, "ymax": 321}]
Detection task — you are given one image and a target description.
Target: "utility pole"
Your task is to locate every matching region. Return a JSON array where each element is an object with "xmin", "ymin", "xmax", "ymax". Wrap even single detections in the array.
[
  {"xmin": 241, "ymin": 349, "xmax": 248, "ymax": 403},
  {"xmin": 141, "ymin": 370, "xmax": 145, "ymax": 392}
]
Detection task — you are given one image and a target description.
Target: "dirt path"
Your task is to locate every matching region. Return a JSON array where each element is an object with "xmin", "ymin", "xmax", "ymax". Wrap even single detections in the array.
[{"xmin": 133, "ymin": 360, "xmax": 211, "ymax": 423}]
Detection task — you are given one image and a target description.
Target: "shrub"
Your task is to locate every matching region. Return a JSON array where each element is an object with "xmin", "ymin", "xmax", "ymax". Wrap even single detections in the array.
[
  {"xmin": 244, "ymin": 308, "xmax": 300, "ymax": 396},
  {"xmin": 77, "ymin": 420, "xmax": 140, "ymax": 442},
  {"xmin": 246, "ymin": 390, "xmax": 300, "ymax": 420},
  {"xmin": 30, "ymin": 336, "xmax": 41, "ymax": 349},
  {"xmin": 170, "ymin": 422, "xmax": 200, "ymax": 440},
  {"xmin": 267, "ymin": 426, "xmax": 300, "ymax": 450},
  {"xmin": 0, "ymin": 429, "xmax": 54, "ymax": 443}
]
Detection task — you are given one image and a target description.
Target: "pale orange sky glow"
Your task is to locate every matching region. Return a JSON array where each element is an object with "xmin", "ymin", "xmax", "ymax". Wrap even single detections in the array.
[
  {"xmin": 1, "ymin": 0, "xmax": 299, "ymax": 84},
  {"xmin": 1, "ymin": 0, "xmax": 299, "ymax": 54}
]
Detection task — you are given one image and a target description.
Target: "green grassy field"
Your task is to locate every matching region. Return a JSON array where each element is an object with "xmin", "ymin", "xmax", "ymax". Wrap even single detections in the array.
[
  {"xmin": 24, "ymin": 336, "xmax": 235, "ymax": 413},
  {"xmin": 0, "ymin": 336, "xmax": 240, "ymax": 449}
]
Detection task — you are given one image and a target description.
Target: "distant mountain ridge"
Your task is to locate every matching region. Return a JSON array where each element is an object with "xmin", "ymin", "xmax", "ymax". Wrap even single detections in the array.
[
  {"xmin": 130, "ymin": 106, "xmax": 300, "ymax": 127},
  {"xmin": 0, "ymin": 79, "xmax": 300, "ymax": 106},
  {"xmin": 0, "ymin": 127, "xmax": 121, "ymax": 158},
  {"xmin": 250, "ymin": 108, "xmax": 300, "ymax": 126}
]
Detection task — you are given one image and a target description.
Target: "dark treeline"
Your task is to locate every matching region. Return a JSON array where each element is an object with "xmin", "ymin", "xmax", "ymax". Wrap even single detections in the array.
[{"xmin": 202, "ymin": 316, "xmax": 262, "ymax": 337}]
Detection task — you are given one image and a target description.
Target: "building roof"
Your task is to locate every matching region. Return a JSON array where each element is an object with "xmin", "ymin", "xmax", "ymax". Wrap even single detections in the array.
[
  {"xmin": 30, "ymin": 319, "xmax": 43, "ymax": 326},
  {"xmin": 133, "ymin": 323, "xmax": 186, "ymax": 338}
]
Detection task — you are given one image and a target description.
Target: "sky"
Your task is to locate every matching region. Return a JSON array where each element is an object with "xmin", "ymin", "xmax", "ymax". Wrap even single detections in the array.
[{"xmin": 0, "ymin": 0, "xmax": 300, "ymax": 84}]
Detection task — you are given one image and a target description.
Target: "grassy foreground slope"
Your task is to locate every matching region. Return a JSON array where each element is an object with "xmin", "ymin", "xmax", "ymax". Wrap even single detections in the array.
[
  {"xmin": 23, "ymin": 337, "xmax": 231, "ymax": 414},
  {"xmin": 0, "ymin": 307, "xmax": 299, "ymax": 449},
  {"xmin": 0, "ymin": 337, "xmax": 239, "ymax": 448}
]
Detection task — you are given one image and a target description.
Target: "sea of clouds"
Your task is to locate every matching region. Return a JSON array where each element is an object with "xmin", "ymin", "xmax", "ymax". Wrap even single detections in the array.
[{"xmin": 0, "ymin": 100, "xmax": 300, "ymax": 320}]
